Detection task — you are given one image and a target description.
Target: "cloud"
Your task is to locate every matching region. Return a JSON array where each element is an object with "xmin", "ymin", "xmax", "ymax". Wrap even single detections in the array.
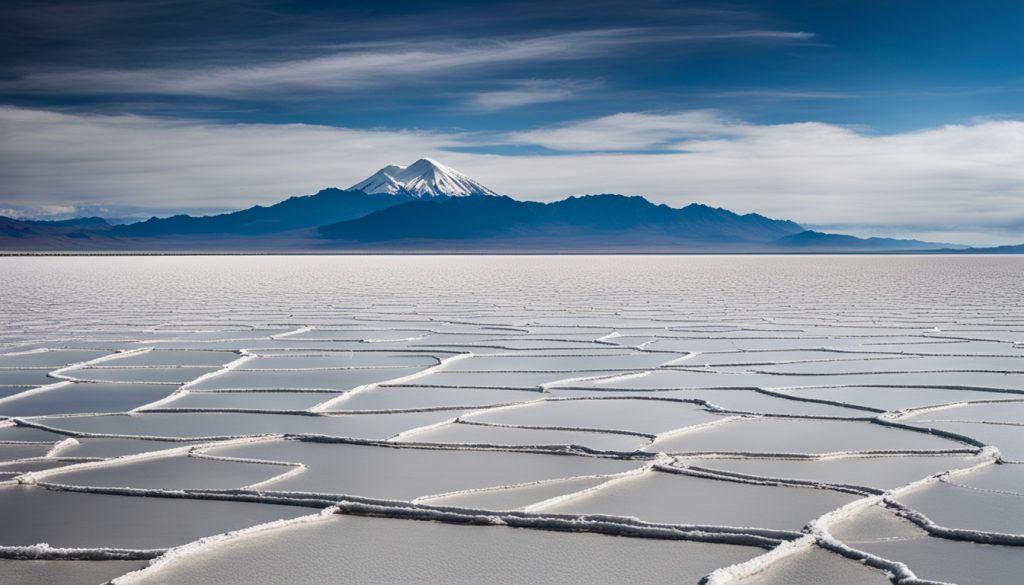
[
  {"xmin": 2, "ymin": 106, "xmax": 1022, "ymax": 246},
  {"xmin": 1, "ymin": 27, "xmax": 813, "ymax": 99},
  {"xmin": 467, "ymin": 80, "xmax": 597, "ymax": 111},
  {"xmin": 501, "ymin": 110, "xmax": 747, "ymax": 150},
  {"xmin": 0, "ymin": 204, "xmax": 77, "ymax": 218},
  {"xmin": 703, "ymin": 90, "xmax": 857, "ymax": 100},
  {"xmin": 0, "ymin": 106, "xmax": 469, "ymax": 210}
]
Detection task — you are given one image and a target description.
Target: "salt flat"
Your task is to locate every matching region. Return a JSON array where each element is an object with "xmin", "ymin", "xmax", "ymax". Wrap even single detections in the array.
[{"xmin": 0, "ymin": 255, "xmax": 1022, "ymax": 584}]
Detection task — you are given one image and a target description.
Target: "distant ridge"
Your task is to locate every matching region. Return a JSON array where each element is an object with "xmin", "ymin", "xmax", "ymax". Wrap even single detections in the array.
[
  {"xmin": 772, "ymin": 230, "xmax": 967, "ymax": 251},
  {"xmin": 318, "ymin": 194, "xmax": 804, "ymax": 245},
  {"xmin": 943, "ymin": 243, "xmax": 1024, "ymax": 254},
  {"xmin": 0, "ymin": 216, "xmax": 113, "ymax": 246},
  {"xmin": 110, "ymin": 189, "xmax": 411, "ymax": 237}
]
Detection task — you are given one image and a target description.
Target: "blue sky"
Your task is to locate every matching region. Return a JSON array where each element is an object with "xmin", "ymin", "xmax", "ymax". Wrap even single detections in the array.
[{"xmin": 1, "ymin": 0, "xmax": 1023, "ymax": 244}]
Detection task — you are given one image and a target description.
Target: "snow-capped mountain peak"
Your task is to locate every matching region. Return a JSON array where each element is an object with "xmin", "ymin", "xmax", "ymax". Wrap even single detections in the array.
[
  {"xmin": 350, "ymin": 165, "xmax": 407, "ymax": 195},
  {"xmin": 350, "ymin": 158, "xmax": 497, "ymax": 197}
]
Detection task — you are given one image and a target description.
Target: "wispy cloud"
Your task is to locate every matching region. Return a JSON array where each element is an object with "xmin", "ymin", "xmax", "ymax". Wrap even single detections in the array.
[
  {"xmin": 704, "ymin": 90, "xmax": 857, "ymax": 100},
  {"xmin": 467, "ymin": 79, "xmax": 598, "ymax": 111},
  {"xmin": 1, "ymin": 27, "xmax": 813, "ymax": 99},
  {"xmin": 0, "ymin": 204, "xmax": 77, "ymax": 218},
  {"xmin": 500, "ymin": 110, "xmax": 747, "ymax": 151},
  {"xmin": 3, "ymin": 106, "xmax": 1022, "ymax": 246}
]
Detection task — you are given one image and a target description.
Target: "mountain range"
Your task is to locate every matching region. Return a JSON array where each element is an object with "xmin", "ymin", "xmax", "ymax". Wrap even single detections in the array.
[
  {"xmin": 317, "ymin": 194, "xmax": 804, "ymax": 248},
  {"xmin": 0, "ymin": 158, "xmax": 1013, "ymax": 253}
]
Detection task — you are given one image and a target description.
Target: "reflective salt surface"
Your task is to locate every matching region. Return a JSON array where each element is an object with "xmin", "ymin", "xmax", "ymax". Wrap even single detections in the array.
[
  {"xmin": 729, "ymin": 545, "xmax": 892, "ymax": 585},
  {"xmin": 153, "ymin": 390, "xmax": 335, "ymax": 411},
  {"xmin": 0, "ymin": 559, "xmax": 147, "ymax": 585},
  {"xmin": 947, "ymin": 461, "xmax": 1024, "ymax": 494},
  {"xmin": 47, "ymin": 454, "xmax": 287, "ymax": 491},
  {"xmin": 0, "ymin": 370, "xmax": 59, "ymax": 387},
  {"xmin": 775, "ymin": 385, "xmax": 1019, "ymax": 412},
  {"xmin": 0, "ymin": 486, "xmax": 310, "ymax": 550},
  {"xmin": 63, "ymin": 367, "xmax": 220, "ymax": 384},
  {"xmin": 902, "ymin": 400, "xmax": 1024, "ymax": 424},
  {"xmin": 646, "ymin": 417, "xmax": 963, "ymax": 454},
  {"xmin": 553, "ymin": 387, "xmax": 870, "ymax": 417},
  {"xmin": 422, "ymin": 476, "xmax": 612, "ymax": 510},
  {"xmin": 203, "ymin": 439, "xmax": 640, "ymax": 499},
  {"xmin": 0, "ymin": 387, "xmax": 32, "ymax": 400},
  {"xmin": 0, "ymin": 350, "xmax": 111, "ymax": 368},
  {"xmin": 0, "ymin": 443, "xmax": 53, "ymax": 462},
  {"xmin": 463, "ymin": 398, "xmax": 721, "ymax": 435},
  {"xmin": 1, "ymin": 255, "xmax": 1022, "ymax": 584},
  {"xmin": 331, "ymin": 385, "xmax": 544, "ymax": 411},
  {"xmin": 673, "ymin": 453, "xmax": 983, "ymax": 490},
  {"xmin": 97, "ymin": 350, "xmax": 238, "ymax": 367},
  {"xmin": 830, "ymin": 504, "xmax": 1024, "ymax": 585},
  {"xmin": 185, "ymin": 366, "xmax": 431, "ymax": 391},
  {"xmin": 896, "ymin": 480, "xmax": 1024, "ymax": 536},
  {"xmin": 55, "ymin": 437, "xmax": 202, "ymax": 459},
  {"xmin": 401, "ymin": 420, "xmax": 651, "ymax": 451},
  {"xmin": 0, "ymin": 383, "xmax": 175, "ymax": 417},
  {"xmin": 124, "ymin": 514, "xmax": 765, "ymax": 585},
  {"xmin": 905, "ymin": 421, "xmax": 1024, "ymax": 461},
  {"xmin": 547, "ymin": 470, "xmax": 857, "ymax": 531},
  {"xmin": 43, "ymin": 410, "xmax": 464, "ymax": 440}
]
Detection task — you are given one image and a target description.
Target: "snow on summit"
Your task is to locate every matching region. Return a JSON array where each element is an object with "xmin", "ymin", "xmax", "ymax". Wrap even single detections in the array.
[{"xmin": 350, "ymin": 158, "xmax": 498, "ymax": 197}]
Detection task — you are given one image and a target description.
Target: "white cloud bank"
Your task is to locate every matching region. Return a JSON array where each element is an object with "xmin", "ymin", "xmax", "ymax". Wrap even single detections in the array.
[{"xmin": 1, "ymin": 106, "xmax": 1023, "ymax": 246}]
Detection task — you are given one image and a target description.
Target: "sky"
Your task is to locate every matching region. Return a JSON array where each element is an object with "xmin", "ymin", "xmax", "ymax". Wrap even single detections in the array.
[{"xmin": 1, "ymin": 0, "xmax": 1022, "ymax": 245}]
